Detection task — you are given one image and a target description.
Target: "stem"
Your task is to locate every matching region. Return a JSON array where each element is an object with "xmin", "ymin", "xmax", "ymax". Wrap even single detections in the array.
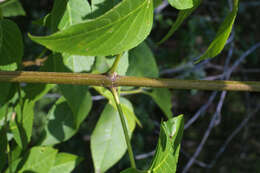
[
  {"xmin": 0, "ymin": 71, "xmax": 260, "ymax": 92},
  {"xmin": 111, "ymin": 88, "xmax": 136, "ymax": 168},
  {"xmin": 109, "ymin": 53, "xmax": 123, "ymax": 74}
]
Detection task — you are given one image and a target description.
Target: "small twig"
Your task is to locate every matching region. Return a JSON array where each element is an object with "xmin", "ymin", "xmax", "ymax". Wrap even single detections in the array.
[
  {"xmin": 208, "ymin": 106, "xmax": 260, "ymax": 168},
  {"xmin": 184, "ymin": 91, "xmax": 218, "ymax": 129},
  {"xmin": 135, "ymin": 150, "xmax": 155, "ymax": 160},
  {"xmin": 181, "ymin": 150, "xmax": 209, "ymax": 168},
  {"xmin": 154, "ymin": 0, "xmax": 169, "ymax": 14},
  {"xmin": 22, "ymin": 57, "xmax": 48, "ymax": 67}
]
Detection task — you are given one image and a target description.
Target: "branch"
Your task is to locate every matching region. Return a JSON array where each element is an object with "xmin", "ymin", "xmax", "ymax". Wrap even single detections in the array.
[{"xmin": 0, "ymin": 71, "xmax": 260, "ymax": 92}]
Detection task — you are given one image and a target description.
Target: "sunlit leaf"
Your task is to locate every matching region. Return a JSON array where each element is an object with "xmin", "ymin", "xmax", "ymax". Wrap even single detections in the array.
[
  {"xmin": 49, "ymin": 153, "xmax": 82, "ymax": 173},
  {"xmin": 29, "ymin": 0, "xmax": 154, "ymax": 56},
  {"xmin": 168, "ymin": 0, "xmax": 194, "ymax": 10},
  {"xmin": 196, "ymin": 0, "xmax": 239, "ymax": 63},
  {"xmin": 17, "ymin": 146, "xmax": 57, "ymax": 173}
]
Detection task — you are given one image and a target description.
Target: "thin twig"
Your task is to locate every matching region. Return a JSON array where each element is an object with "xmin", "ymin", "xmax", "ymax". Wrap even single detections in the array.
[{"xmin": 208, "ymin": 106, "xmax": 260, "ymax": 168}]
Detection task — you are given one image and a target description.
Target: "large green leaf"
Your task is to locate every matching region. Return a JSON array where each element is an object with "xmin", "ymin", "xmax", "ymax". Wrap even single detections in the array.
[
  {"xmin": 17, "ymin": 146, "xmax": 57, "ymax": 173},
  {"xmin": 29, "ymin": 0, "xmax": 154, "ymax": 56},
  {"xmin": 91, "ymin": 102, "xmax": 136, "ymax": 173},
  {"xmin": 127, "ymin": 42, "xmax": 159, "ymax": 78},
  {"xmin": 59, "ymin": 85, "xmax": 93, "ymax": 128},
  {"xmin": 158, "ymin": 0, "xmax": 201, "ymax": 44},
  {"xmin": 0, "ymin": 0, "xmax": 25, "ymax": 17},
  {"xmin": 10, "ymin": 98, "xmax": 34, "ymax": 148},
  {"xmin": 196, "ymin": 0, "xmax": 239, "ymax": 63},
  {"xmin": 49, "ymin": 0, "xmax": 96, "ymax": 68},
  {"xmin": 168, "ymin": 0, "xmax": 194, "ymax": 10},
  {"xmin": 49, "ymin": 153, "xmax": 82, "ymax": 173},
  {"xmin": 145, "ymin": 88, "xmax": 173, "ymax": 119},
  {"xmin": 40, "ymin": 97, "xmax": 78, "ymax": 145},
  {"xmin": 0, "ymin": 19, "xmax": 23, "ymax": 71},
  {"xmin": 121, "ymin": 115, "xmax": 184, "ymax": 173}
]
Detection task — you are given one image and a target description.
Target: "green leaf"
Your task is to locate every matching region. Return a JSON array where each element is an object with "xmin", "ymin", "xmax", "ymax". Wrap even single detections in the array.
[
  {"xmin": 196, "ymin": 0, "xmax": 239, "ymax": 63},
  {"xmin": 50, "ymin": 0, "xmax": 91, "ymax": 32},
  {"xmin": 59, "ymin": 85, "xmax": 93, "ymax": 128},
  {"xmin": 62, "ymin": 53, "xmax": 95, "ymax": 72},
  {"xmin": 145, "ymin": 88, "xmax": 173, "ymax": 119},
  {"xmin": 10, "ymin": 98, "xmax": 34, "ymax": 148},
  {"xmin": 29, "ymin": 0, "xmax": 154, "ymax": 56},
  {"xmin": 17, "ymin": 146, "xmax": 57, "ymax": 173},
  {"xmin": 40, "ymin": 97, "xmax": 78, "ymax": 145},
  {"xmin": 0, "ymin": 19, "xmax": 23, "ymax": 71},
  {"xmin": 49, "ymin": 153, "xmax": 82, "ymax": 173},
  {"xmin": 168, "ymin": 0, "xmax": 194, "ymax": 10},
  {"xmin": 93, "ymin": 52, "xmax": 129, "ymax": 75},
  {"xmin": 91, "ymin": 102, "xmax": 135, "ymax": 173},
  {"xmin": 149, "ymin": 115, "xmax": 184, "ymax": 173},
  {"xmin": 158, "ymin": 0, "xmax": 201, "ymax": 44},
  {"xmin": 0, "ymin": 0, "xmax": 25, "ymax": 17},
  {"xmin": 127, "ymin": 42, "xmax": 159, "ymax": 78}
]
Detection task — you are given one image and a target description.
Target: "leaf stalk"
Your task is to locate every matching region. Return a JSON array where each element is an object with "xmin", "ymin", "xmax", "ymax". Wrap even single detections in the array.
[{"xmin": 111, "ymin": 87, "xmax": 136, "ymax": 169}]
